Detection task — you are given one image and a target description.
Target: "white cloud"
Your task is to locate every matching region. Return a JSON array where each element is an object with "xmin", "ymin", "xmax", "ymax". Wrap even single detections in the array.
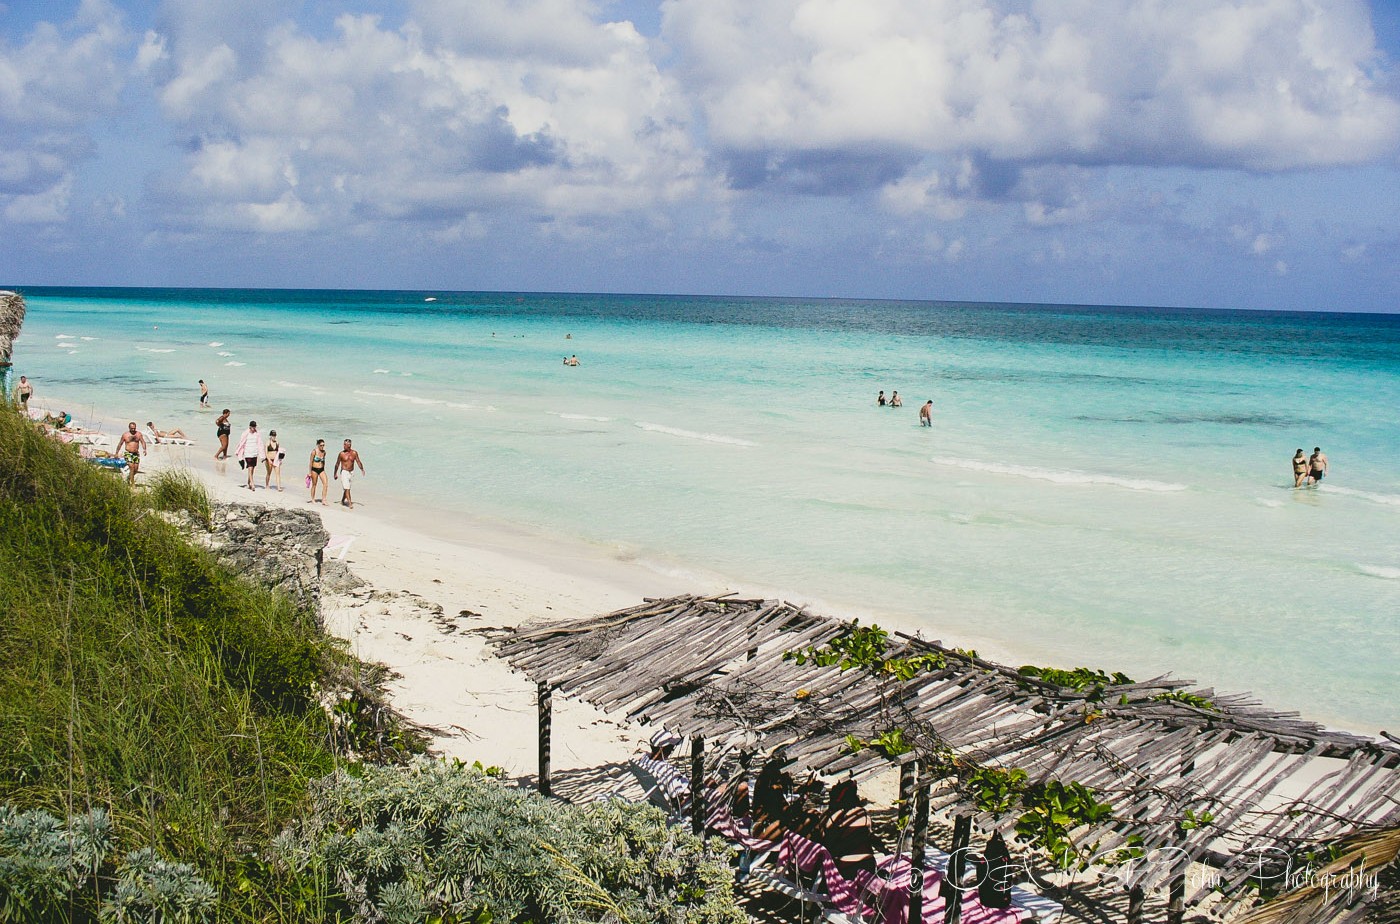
[
  {"xmin": 143, "ymin": 3, "xmax": 709, "ymax": 235},
  {"xmin": 663, "ymin": 0, "xmax": 1400, "ymax": 190},
  {"xmin": 0, "ymin": 1, "xmax": 130, "ymax": 223}
]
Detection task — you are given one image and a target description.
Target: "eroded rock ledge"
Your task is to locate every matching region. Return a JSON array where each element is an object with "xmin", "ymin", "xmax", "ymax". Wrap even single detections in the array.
[
  {"xmin": 0, "ymin": 291, "xmax": 24, "ymax": 369},
  {"xmin": 177, "ymin": 502, "xmax": 364, "ymax": 621}
]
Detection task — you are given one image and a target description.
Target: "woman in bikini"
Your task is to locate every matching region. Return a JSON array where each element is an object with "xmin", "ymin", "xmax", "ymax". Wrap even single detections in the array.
[
  {"xmin": 308, "ymin": 439, "xmax": 329, "ymax": 504},
  {"xmin": 214, "ymin": 409, "xmax": 231, "ymax": 459},
  {"xmin": 1292, "ymin": 449, "xmax": 1308, "ymax": 488},
  {"xmin": 264, "ymin": 430, "xmax": 286, "ymax": 491}
]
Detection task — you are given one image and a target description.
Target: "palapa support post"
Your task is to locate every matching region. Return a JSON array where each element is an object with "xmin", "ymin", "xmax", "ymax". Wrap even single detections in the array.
[
  {"xmin": 943, "ymin": 814, "xmax": 972, "ymax": 924},
  {"xmin": 537, "ymin": 681, "xmax": 553, "ymax": 798},
  {"xmin": 908, "ymin": 776, "xmax": 931, "ymax": 924},
  {"xmin": 1126, "ymin": 883, "xmax": 1145, "ymax": 923},
  {"xmin": 1167, "ymin": 874, "xmax": 1185, "ymax": 924},
  {"xmin": 690, "ymin": 734, "xmax": 706, "ymax": 836},
  {"xmin": 898, "ymin": 759, "xmax": 918, "ymax": 816}
]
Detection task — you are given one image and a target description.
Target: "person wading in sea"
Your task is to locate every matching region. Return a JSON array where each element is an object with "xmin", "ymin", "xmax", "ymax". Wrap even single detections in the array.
[
  {"xmin": 1309, "ymin": 447, "xmax": 1329, "ymax": 485},
  {"xmin": 919, "ymin": 400, "xmax": 933, "ymax": 426},
  {"xmin": 334, "ymin": 439, "xmax": 366, "ymax": 509},
  {"xmin": 1292, "ymin": 449, "xmax": 1308, "ymax": 488}
]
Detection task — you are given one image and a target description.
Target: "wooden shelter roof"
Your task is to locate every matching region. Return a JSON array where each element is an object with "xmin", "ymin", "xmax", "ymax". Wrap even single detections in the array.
[{"xmin": 496, "ymin": 594, "xmax": 1400, "ymax": 902}]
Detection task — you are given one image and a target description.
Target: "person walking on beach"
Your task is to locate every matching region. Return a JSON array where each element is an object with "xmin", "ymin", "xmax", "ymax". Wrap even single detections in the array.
[
  {"xmin": 889, "ymin": 391, "xmax": 902, "ymax": 407},
  {"xmin": 876, "ymin": 390, "xmax": 886, "ymax": 407},
  {"xmin": 233, "ymin": 421, "xmax": 264, "ymax": 491},
  {"xmin": 263, "ymin": 429, "xmax": 285, "ymax": 491},
  {"xmin": 1309, "ymin": 447, "xmax": 1329, "ymax": 484},
  {"xmin": 334, "ymin": 438, "xmax": 365, "ymax": 509},
  {"xmin": 919, "ymin": 400, "xmax": 933, "ymax": 426},
  {"xmin": 16, "ymin": 375, "xmax": 32, "ymax": 407},
  {"xmin": 199, "ymin": 379, "xmax": 209, "ymax": 408},
  {"xmin": 1292, "ymin": 449, "xmax": 1309, "ymax": 488},
  {"xmin": 308, "ymin": 439, "xmax": 329, "ymax": 505},
  {"xmin": 116, "ymin": 422, "xmax": 147, "ymax": 487},
  {"xmin": 214, "ymin": 409, "xmax": 231, "ymax": 459}
]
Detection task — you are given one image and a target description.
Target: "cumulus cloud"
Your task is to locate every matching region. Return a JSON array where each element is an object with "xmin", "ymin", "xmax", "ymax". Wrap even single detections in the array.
[
  {"xmin": 0, "ymin": 0, "xmax": 130, "ymax": 221},
  {"xmin": 141, "ymin": 2, "xmax": 709, "ymax": 234},
  {"xmin": 663, "ymin": 0, "xmax": 1400, "ymax": 197}
]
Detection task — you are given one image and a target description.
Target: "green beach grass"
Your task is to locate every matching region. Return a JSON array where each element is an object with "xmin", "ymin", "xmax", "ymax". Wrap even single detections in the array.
[{"xmin": 0, "ymin": 399, "xmax": 342, "ymax": 919}]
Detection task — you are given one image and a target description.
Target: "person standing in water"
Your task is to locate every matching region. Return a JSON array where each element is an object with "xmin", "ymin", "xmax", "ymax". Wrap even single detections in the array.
[
  {"xmin": 199, "ymin": 379, "xmax": 209, "ymax": 408},
  {"xmin": 115, "ymin": 422, "xmax": 147, "ymax": 486},
  {"xmin": 1309, "ymin": 447, "xmax": 1329, "ymax": 484},
  {"xmin": 1292, "ymin": 449, "xmax": 1308, "ymax": 488},
  {"xmin": 889, "ymin": 391, "xmax": 902, "ymax": 407},
  {"xmin": 307, "ymin": 439, "xmax": 329, "ymax": 505},
  {"xmin": 876, "ymin": 390, "xmax": 886, "ymax": 407},
  {"xmin": 919, "ymin": 400, "xmax": 933, "ymax": 426},
  {"xmin": 214, "ymin": 409, "xmax": 231, "ymax": 459},
  {"xmin": 334, "ymin": 438, "xmax": 366, "ymax": 509},
  {"xmin": 17, "ymin": 375, "xmax": 33, "ymax": 407}
]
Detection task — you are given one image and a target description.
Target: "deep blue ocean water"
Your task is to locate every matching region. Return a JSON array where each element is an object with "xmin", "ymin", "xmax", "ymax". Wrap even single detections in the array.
[{"xmin": 9, "ymin": 287, "xmax": 1399, "ymax": 731}]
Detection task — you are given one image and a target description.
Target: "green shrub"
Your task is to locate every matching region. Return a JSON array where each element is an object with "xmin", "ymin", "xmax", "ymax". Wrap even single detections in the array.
[{"xmin": 274, "ymin": 760, "xmax": 745, "ymax": 924}]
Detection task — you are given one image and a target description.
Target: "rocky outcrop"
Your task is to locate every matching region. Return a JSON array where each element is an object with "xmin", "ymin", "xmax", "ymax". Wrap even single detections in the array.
[
  {"xmin": 201, "ymin": 503, "xmax": 344, "ymax": 620},
  {"xmin": 0, "ymin": 291, "xmax": 24, "ymax": 368}
]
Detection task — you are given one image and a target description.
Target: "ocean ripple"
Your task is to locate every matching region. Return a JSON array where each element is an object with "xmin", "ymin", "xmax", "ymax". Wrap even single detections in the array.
[
  {"xmin": 1321, "ymin": 486, "xmax": 1400, "ymax": 507},
  {"xmin": 936, "ymin": 457, "xmax": 1187, "ymax": 492},
  {"xmin": 635, "ymin": 422, "xmax": 755, "ymax": 446}
]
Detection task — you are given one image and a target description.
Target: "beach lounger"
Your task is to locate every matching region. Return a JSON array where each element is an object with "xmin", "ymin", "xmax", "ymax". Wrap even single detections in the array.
[{"xmin": 146, "ymin": 427, "xmax": 194, "ymax": 445}]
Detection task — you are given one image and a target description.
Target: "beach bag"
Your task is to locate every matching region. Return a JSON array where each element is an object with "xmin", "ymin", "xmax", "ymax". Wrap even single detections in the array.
[
  {"xmin": 238, "ymin": 458, "xmax": 246, "ymax": 470},
  {"xmin": 305, "ymin": 474, "xmax": 313, "ymax": 488}
]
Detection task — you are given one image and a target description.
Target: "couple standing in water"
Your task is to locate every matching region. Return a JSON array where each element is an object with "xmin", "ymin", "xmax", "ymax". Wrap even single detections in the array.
[{"xmin": 1292, "ymin": 447, "xmax": 1329, "ymax": 488}]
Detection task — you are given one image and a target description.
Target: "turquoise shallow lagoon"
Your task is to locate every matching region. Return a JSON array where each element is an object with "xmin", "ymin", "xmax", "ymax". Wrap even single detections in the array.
[{"xmin": 10, "ymin": 288, "xmax": 1400, "ymax": 732}]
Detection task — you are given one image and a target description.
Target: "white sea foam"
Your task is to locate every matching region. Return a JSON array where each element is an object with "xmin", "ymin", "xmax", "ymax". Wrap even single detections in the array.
[
  {"xmin": 634, "ymin": 422, "xmax": 755, "ymax": 446},
  {"xmin": 217, "ymin": 351, "xmax": 234, "ymax": 357},
  {"xmin": 1356, "ymin": 564, "xmax": 1400, "ymax": 580},
  {"xmin": 553, "ymin": 413, "xmax": 612, "ymax": 422},
  {"xmin": 936, "ymin": 457, "xmax": 1187, "ymax": 492},
  {"xmin": 224, "ymin": 361, "xmax": 246, "ymax": 367},
  {"xmin": 55, "ymin": 334, "xmax": 74, "ymax": 340},
  {"xmin": 373, "ymin": 369, "xmax": 390, "ymax": 374},
  {"xmin": 138, "ymin": 347, "xmax": 176, "ymax": 353},
  {"xmin": 1254, "ymin": 497, "xmax": 1285, "ymax": 508},
  {"xmin": 80, "ymin": 336, "xmax": 98, "ymax": 341},
  {"xmin": 1321, "ymin": 485, "xmax": 1400, "ymax": 507},
  {"xmin": 208, "ymin": 341, "xmax": 223, "ymax": 347},
  {"xmin": 353, "ymin": 389, "xmax": 493, "ymax": 412}
]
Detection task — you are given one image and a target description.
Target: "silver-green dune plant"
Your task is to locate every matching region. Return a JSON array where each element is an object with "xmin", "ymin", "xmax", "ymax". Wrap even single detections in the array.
[{"xmin": 274, "ymin": 760, "xmax": 745, "ymax": 924}]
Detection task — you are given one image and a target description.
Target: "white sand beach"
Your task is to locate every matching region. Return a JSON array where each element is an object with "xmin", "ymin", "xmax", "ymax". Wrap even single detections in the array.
[{"xmin": 132, "ymin": 437, "xmax": 697, "ymax": 785}]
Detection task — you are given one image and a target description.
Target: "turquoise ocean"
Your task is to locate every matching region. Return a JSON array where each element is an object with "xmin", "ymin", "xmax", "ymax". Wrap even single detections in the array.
[{"xmin": 8, "ymin": 288, "xmax": 1399, "ymax": 732}]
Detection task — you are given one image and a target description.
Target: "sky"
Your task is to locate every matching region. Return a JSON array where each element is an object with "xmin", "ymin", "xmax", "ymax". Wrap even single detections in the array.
[{"xmin": 1, "ymin": 0, "xmax": 1399, "ymax": 311}]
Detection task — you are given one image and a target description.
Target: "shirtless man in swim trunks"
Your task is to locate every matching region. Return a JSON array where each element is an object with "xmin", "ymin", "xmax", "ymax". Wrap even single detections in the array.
[
  {"xmin": 1309, "ymin": 447, "xmax": 1329, "ymax": 485},
  {"xmin": 919, "ymin": 400, "xmax": 933, "ymax": 427},
  {"xmin": 116, "ymin": 421, "xmax": 147, "ymax": 486},
  {"xmin": 334, "ymin": 439, "xmax": 366, "ymax": 509}
]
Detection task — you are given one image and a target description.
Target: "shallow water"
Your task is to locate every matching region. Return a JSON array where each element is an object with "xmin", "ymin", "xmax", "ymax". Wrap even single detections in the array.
[{"xmin": 11, "ymin": 288, "xmax": 1400, "ymax": 732}]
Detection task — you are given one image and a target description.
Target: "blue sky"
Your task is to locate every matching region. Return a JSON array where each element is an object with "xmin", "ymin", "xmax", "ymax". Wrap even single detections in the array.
[{"xmin": 2, "ymin": 0, "xmax": 1398, "ymax": 311}]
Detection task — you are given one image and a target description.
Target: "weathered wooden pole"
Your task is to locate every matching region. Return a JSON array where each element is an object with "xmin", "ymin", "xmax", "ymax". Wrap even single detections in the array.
[
  {"xmin": 943, "ymin": 814, "xmax": 972, "ymax": 924},
  {"xmin": 690, "ymin": 735, "xmax": 706, "ymax": 836},
  {"xmin": 908, "ymin": 775, "xmax": 931, "ymax": 924},
  {"xmin": 1166, "ymin": 874, "xmax": 1185, "ymax": 924},
  {"xmin": 1126, "ymin": 883, "xmax": 1145, "ymax": 923},
  {"xmin": 899, "ymin": 759, "xmax": 918, "ymax": 816},
  {"xmin": 537, "ymin": 681, "xmax": 553, "ymax": 797}
]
